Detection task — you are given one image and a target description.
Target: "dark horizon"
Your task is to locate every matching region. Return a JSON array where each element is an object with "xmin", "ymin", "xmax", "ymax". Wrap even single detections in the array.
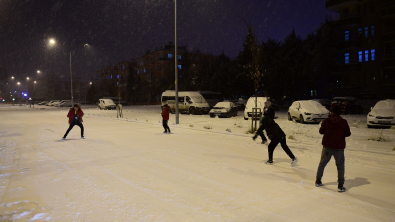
[{"xmin": 0, "ymin": 0, "xmax": 336, "ymax": 83}]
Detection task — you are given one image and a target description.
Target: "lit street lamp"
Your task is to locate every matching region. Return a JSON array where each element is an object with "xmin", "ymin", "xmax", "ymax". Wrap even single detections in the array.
[
  {"xmin": 37, "ymin": 70, "xmax": 41, "ymax": 74},
  {"xmin": 26, "ymin": 77, "xmax": 30, "ymax": 80},
  {"xmin": 175, "ymin": 0, "xmax": 179, "ymax": 124},
  {"xmin": 17, "ymin": 82, "xmax": 21, "ymax": 85}
]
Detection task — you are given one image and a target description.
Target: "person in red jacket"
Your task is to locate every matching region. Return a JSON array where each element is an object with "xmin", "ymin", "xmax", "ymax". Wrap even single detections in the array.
[
  {"xmin": 316, "ymin": 105, "xmax": 351, "ymax": 192},
  {"xmin": 62, "ymin": 104, "xmax": 85, "ymax": 140},
  {"xmin": 161, "ymin": 104, "xmax": 171, "ymax": 133}
]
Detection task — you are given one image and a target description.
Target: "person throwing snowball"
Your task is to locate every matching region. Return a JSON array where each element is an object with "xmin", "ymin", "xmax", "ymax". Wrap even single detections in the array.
[
  {"xmin": 63, "ymin": 104, "xmax": 85, "ymax": 140},
  {"xmin": 259, "ymin": 107, "xmax": 298, "ymax": 166},
  {"xmin": 161, "ymin": 104, "xmax": 171, "ymax": 133}
]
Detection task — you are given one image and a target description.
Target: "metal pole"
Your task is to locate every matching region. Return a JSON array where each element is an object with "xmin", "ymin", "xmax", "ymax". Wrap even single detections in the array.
[
  {"xmin": 175, "ymin": 0, "xmax": 179, "ymax": 124},
  {"xmin": 70, "ymin": 51, "xmax": 74, "ymax": 105}
]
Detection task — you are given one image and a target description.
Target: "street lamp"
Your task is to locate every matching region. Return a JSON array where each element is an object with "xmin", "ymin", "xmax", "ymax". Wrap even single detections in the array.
[
  {"xmin": 11, "ymin": 76, "xmax": 14, "ymax": 79},
  {"xmin": 49, "ymin": 38, "xmax": 56, "ymax": 45},
  {"xmin": 17, "ymin": 82, "xmax": 20, "ymax": 85},
  {"xmin": 37, "ymin": 70, "xmax": 41, "ymax": 74},
  {"xmin": 26, "ymin": 77, "xmax": 30, "ymax": 80},
  {"xmin": 174, "ymin": 0, "xmax": 179, "ymax": 124}
]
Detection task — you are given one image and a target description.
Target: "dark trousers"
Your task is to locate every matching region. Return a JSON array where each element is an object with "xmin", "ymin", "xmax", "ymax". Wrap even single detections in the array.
[
  {"xmin": 255, "ymin": 125, "xmax": 267, "ymax": 142},
  {"xmin": 316, "ymin": 147, "xmax": 345, "ymax": 184},
  {"xmin": 163, "ymin": 120, "xmax": 170, "ymax": 132},
  {"xmin": 63, "ymin": 121, "xmax": 84, "ymax": 138},
  {"xmin": 268, "ymin": 137, "xmax": 295, "ymax": 161}
]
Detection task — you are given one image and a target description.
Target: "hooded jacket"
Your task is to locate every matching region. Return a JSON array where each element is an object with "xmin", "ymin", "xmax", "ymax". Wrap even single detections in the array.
[
  {"xmin": 319, "ymin": 114, "xmax": 351, "ymax": 150},
  {"xmin": 162, "ymin": 106, "xmax": 170, "ymax": 121},
  {"xmin": 260, "ymin": 116, "xmax": 285, "ymax": 141},
  {"xmin": 67, "ymin": 108, "xmax": 84, "ymax": 124}
]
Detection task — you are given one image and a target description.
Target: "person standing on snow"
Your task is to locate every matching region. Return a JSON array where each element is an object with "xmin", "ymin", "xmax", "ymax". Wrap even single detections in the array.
[
  {"xmin": 161, "ymin": 104, "xmax": 171, "ymax": 133},
  {"xmin": 252, "ymin": 107, "xmax": 275, "ymax": 144},
  {"xmin": 258, "ymin": 107, "xmax": 298, "ymax": 166},
  {"xmin": 62, "ymin": 104, "xmax": 85, "ymax": 140},
  {"xmin": 315, "ymin": 106, "xmax": 351, "ymax": 192}
]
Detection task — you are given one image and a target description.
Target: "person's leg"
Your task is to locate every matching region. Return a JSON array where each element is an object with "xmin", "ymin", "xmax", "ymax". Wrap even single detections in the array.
[
  {"xmin": 267, "ymin": 140, "xmax": 280, "ymax": 161},
  {"xmin": 280, "ymin": 137, "xmax": 295, "ymax": 159},
  {"xmin": 316, "ymin": 147, "xmax": 333, "ymax": 182},
  {"xmin": 63, "ymin": 122, "xmax": 75, "ymax": 138},
  {"xmin": 165, "ymin": 120, "xmax": 171, "ymax": 133},
  {"xmin": 162, "ymin": 120, "xmax": 168, "ymax": 132},
  {"xmin": 77, "ymin": 122, "xmax": 84, "ymax": 137},
  {"xmin": 333, "ymin": 149, "xmax": 345, "ymax": 186}
]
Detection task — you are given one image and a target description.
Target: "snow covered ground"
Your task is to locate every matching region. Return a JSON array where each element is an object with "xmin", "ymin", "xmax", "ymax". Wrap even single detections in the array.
[{"xmin": 1, "ymin": 104, "xmax": 395, "ymax": 221}]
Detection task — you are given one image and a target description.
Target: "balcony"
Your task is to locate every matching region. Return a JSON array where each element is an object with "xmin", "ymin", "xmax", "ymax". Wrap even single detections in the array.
[
  {"xmin": 326, "ymin": 0, "xmax": 360, "ymax": 12},
  {"xmin": 336, "ymin": 14, "xmax": 361, "ymax": 27},
  {"xmin": 339, "ymin": 39, "xmax": 361, "ymax": 49}
]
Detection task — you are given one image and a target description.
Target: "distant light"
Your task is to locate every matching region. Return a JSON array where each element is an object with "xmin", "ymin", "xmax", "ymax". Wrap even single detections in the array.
[
  {"xmin": 17, "ymin": 82, "xmax": 21, "ymax": 85},
  {"xmin": 26, "ymin": 77, "xmax": 30, "ymax": 80},
  {"xmin": 89, "ymin": 82, "xmax": 92, "ymax": 85},
  {"xmin": 34, "ymin": 81, "xmax": 37, "ymax": 84},
  {"xmin": 37, "ymin": 70, "xmax": 41, "ymax": 73},
  {"xmin": 12, "ymin": 98, "xmax": 15, "ymax": 101},
  {"xmin": 84, "ymin": 43, "xmax": 90, "ymax": 47},
  {"xmin": 11, "ymin": 76, "xmax": 14, "ymax": 79},
  {"xmin": 49, "ymin": 38, "xmax": 56, "ymax": 45},
  {"xmin": 2, "ymin": 99, "xmax": 4, "ymax": 102},
  {"xmin": 24, "ymin": 93, "xmax": 27, "ymax": 97}
]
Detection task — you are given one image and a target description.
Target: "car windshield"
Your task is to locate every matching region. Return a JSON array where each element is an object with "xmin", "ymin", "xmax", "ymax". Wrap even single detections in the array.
[
  {"xmin": 214, "ymin": 102, "xmax": 230, "ymax": 109},
  {"xmin": 301, "ymin": 101, "xmax": 327, "ymax": 112},
  {"xmin": 192, "ymin": 96, "xmax": 207, "ymax": 103},
  {"xmin": 246, "ymin": 98, "xmax": 265, "ymax": 107},
  {"xmin": 374, "ymin": 101, "xmax": 395, "ymax": 110},
  {"xmin": 332, "ymin": 99, "xmax": 346, "ymax": 104}
]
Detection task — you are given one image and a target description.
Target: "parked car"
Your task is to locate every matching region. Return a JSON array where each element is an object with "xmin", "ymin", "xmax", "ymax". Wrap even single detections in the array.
[
  {"xmin": 244, "ymin": 97, "xmax": 271, "ymax": 120},
  {"xmin": 209, "ymin": 102, "xmax": 238, "ymax": 118},
  {"xmin": 38, "ymin": 101, "xmax": 48, "ymax": 105},
  {"xmin": 98, "ymin": 99, "xmax": 116, "ymax": 110},
  {"xmin": 57, "ymin": 100, "xmax": 73, "ymax": 107},
  {"xmin": 161, "ymin": 90, "xmax": 211, "ymax": 114},
  {"xmin": 331, "ymin": 97, "xmax": 363, "ymax": 114},
  {"xmin": 46, "ymin": 100, "xmax": 60, "ymax": 106},
  {"xmin": 234, "ymin": 98, "xmax": 247, "ymax": 110},
  {"xmin": 103, "ymin": 97, "xmax": 128, "ymax": 106},
  {"xmin": 367, "ymin": 99, "xmax": 395, "ymax": 128},
  {"xmin": 312, "ymin": 99, "xmax": 331, "ymax": 110},
  {"xmin": 51, "ymin": 100, "xmax": 65, "ymax": 107},
  {"xmin": 288, "ymin": 100, "xmax": 329, "ymax": 124}
]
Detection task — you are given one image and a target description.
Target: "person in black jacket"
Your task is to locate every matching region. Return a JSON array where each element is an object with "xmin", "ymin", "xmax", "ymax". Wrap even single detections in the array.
[
  {"xmin": 252, "ymin": 107, "xmax": 275, "ymax": 144},
  {"xmin": 258, "ymin": 107, "xmax": 298, "ymax": 166}
]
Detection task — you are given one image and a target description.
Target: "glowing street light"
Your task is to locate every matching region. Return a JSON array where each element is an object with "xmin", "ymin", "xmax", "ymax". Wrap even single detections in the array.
[
  {"xmin": 34, "ymin": 81, "xmax": 37, "ymax": 84},
  {"xmin": 89, "ymin": 82, "xmax": 92, "ymax": 85},
  {"xmin": 49, "ymin": 38, "xmax": 56, "ymax": 45},
  {"xmin": 37, "ymin": 70, "xmax": 41, "ymax": 74},
  {"xmin": 26, "ymin": 77, "xmax": 30, "ymax": 80},
  {"xmin": 17, "ymin": 82, "xmax": 21, "ymax": 85},
  {"xmin": 11, "ymin": 76, "xmax": 14, "ymax": 79}
]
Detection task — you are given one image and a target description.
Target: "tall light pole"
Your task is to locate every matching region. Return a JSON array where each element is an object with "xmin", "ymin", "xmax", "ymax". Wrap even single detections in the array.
[
  {"xmin": 70, "ymin": 50, "xmax": 74, "ymax": 105},
  {"xmin": 174, "ymin": 0, "xmax": 179, "ymax": 124}
]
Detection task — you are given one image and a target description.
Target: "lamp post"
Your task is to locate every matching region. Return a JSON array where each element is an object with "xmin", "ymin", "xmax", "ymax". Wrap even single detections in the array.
[{"xmin": 174, "ymin": 0, "xmax": 179, "ymax": 124}]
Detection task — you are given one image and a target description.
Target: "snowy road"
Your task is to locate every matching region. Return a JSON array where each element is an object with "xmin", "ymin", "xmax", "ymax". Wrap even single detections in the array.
[{"xmin": 1, "ymin": 105, "xmax": 395, "ymax": 221}]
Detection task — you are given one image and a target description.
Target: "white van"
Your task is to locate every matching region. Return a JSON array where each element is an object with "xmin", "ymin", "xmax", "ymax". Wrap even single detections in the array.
[
  {"xmin": 244, "ymin": 97, "xmax": 272, "ymax": 120},
  {"xmin": 98, "ymin": 99, "xmax": 116, "ymax": 110},
  {"xmin": 161, "ymin": 90, "xmax": 211, "ymax": 114}
]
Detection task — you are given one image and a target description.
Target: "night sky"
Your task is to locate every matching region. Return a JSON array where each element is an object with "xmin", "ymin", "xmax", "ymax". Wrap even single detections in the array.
[{"xmin": 0, "ymin": 0, "xmax": 336, "ymax": 83}]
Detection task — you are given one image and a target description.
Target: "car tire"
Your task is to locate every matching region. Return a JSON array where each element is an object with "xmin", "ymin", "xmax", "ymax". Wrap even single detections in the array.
[
  {"xmin": 288, "ymin": 113, "xmax": 292, "ymax": 121},
  {"xmin": 189, "ymin": 107, "xmax": 196, "ymax": 115},
  {"xmin": 244, "ymin": 117, "xmax": 248, "ymax": 120},
  {"xmin": 367, "ymin": 125, "xmax": 373, "ymax": 128},
  {"xmin": 300, "ymin": 115, "xmax": 305, "ymax": 124}
]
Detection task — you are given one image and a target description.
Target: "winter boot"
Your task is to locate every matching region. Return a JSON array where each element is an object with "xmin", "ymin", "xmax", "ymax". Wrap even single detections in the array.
[
  {"xmin": 338, "ymin": 184, "xmax": 346, "ymax": 192},
  {"xmin": 315, "ymin": 180, "xmax": 323, "ymax": 187},
  {"xmin": 265, "ymin": 159, "xmax": 273, "ymax": 165},
  {"xmin": 252, "ymin": 135, "xmax": 258, "ymax": 141},
  {"xmin": 291, "ymin": 157, "xmax": 298, "ymax": 167}
]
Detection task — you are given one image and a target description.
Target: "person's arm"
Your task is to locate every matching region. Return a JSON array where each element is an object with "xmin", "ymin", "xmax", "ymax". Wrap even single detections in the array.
[
  {"xmin": 67, "ymin": 110, "xmax": 73, "ymax": 118},
  {"xmin": 79, "ymin": 110, "xmax": 84, "ymax": 118},
  {"xmin": 319, "ymin": 119, "xmax": 326, "ymax": 135},
  {"xmin": 344, "ymin": 121, "xmax": 351, "ymax": 137},
  {"xmin": 260, "ymin": 117, "xmax": 269, "ymax": 129}
]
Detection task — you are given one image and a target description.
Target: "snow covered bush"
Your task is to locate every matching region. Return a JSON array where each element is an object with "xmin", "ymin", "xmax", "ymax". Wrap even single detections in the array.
[
  {"xmin": 368, "ymin": 130, "xmax": 392, "ymax": 142},
  {"xmin": 189, "ymin": 124, "xmax": 194, "ymax": 127},
  {"xmin": 204, "ymin": 125, "xmax": 212, "ymax": 130}
]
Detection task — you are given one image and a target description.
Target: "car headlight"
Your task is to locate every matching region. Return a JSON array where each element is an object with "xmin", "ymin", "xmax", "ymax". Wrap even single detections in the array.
[{"xmin": 304, "ymin": 112, "xmax": 312, "ymax": 115}]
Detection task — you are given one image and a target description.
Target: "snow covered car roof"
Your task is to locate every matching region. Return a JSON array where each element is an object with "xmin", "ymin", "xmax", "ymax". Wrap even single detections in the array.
[
  {"xmin": 213, "ymin": 102, "xmax": 234, "ymax": 108},
  {"xmin": 296, "ymin": 100, "xmax": 329, "ymax": 113}
]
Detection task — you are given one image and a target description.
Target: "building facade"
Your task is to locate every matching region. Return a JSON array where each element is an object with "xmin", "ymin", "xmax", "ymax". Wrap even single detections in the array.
[
  {"xmin": 326, "ymin": 0, "xmax": 395, "ymax": 99},
  {"xmin": 0, "ymin": 68, "xmax": 9, "ymax": 101}
]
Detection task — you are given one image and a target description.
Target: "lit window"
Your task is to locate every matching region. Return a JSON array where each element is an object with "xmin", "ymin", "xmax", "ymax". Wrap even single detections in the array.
[
  {"xmin": 365, "ymin": 50, "xmax": 369, "ymax": 61},
  {"xmin": 345, "ymin": 31, "xmax": 349, "ymax": 41},
  {"xmin": 344, "ymin": 53, "xmax": 350, "ymax": 64},
  {"xmin": 371, "ymin": 25, "xmax": 375, "ymax": 37},
  {"xmin": 168, "ymin": 53, "xmax": 172, "ymax": 58},
  {"xmin": 177, "ymin": 55, "xmax": 181, "ymax": 60},
  {"xmin": 117, "ymin": 82, "xmax": 119, "ymax": 85},
  {"xmin": 117, "ymin": 75, "xmax": 119, "ymax": 79},
  {"xmin": 371, "ymin": 49, "xmax": 375, "ymax": 61},
  {"xmin": 111, "ymin": 75, "xmax": 112, "ymax": 79},
  {"xmin": 144, "ymin": 68, "xmax": 146, "ymax": 73},
  {"xmin": 137, "ymin": 70, "xmax": 139, "ymax": 74},
  {"xmin": 358, "ymin": 28, "xmax": 362, "ymax": 37},
  {"xmin": 178, "ymin": 65, "xmax": 182, "ymax": 69},
  {"xmin": 359, "ymin": 51, "xmax": 363, "ymax": 62},
  {"xmin": 364, "ymin": 27, "xmax": 368, "ymax": 38},
  {"xmin": 123, "ymin": 65, "xmax": 125, "ymax": 70}
]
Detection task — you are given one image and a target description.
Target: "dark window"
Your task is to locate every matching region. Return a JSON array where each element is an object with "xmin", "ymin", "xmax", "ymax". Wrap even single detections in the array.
[
  {"xmin": 364, "ymin": 27, "xmax": 368, "ymax": 38},
  {"xmin": 371, "ymin": 25, "xmax": 375, "ymax": 36}
]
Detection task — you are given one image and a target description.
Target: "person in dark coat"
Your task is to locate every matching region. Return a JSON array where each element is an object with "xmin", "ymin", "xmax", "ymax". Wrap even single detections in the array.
[
  {"xmin": 252, "ymin": 107, "xmax": 275, "ymax": 144},
  {"xmin": 316, "ymin": 106, "xmax": 351, "ymax": 192},
  {"xmin": 161, "ymin": 104, "xmax": 171, "ymax": 133},
  {"xmin": 62, "ymin": 104, "xmax": 85, "ymax": 140},
  {"xmin": 259, "ymin": 107, "xmax": 298, "ymax": 166}
]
